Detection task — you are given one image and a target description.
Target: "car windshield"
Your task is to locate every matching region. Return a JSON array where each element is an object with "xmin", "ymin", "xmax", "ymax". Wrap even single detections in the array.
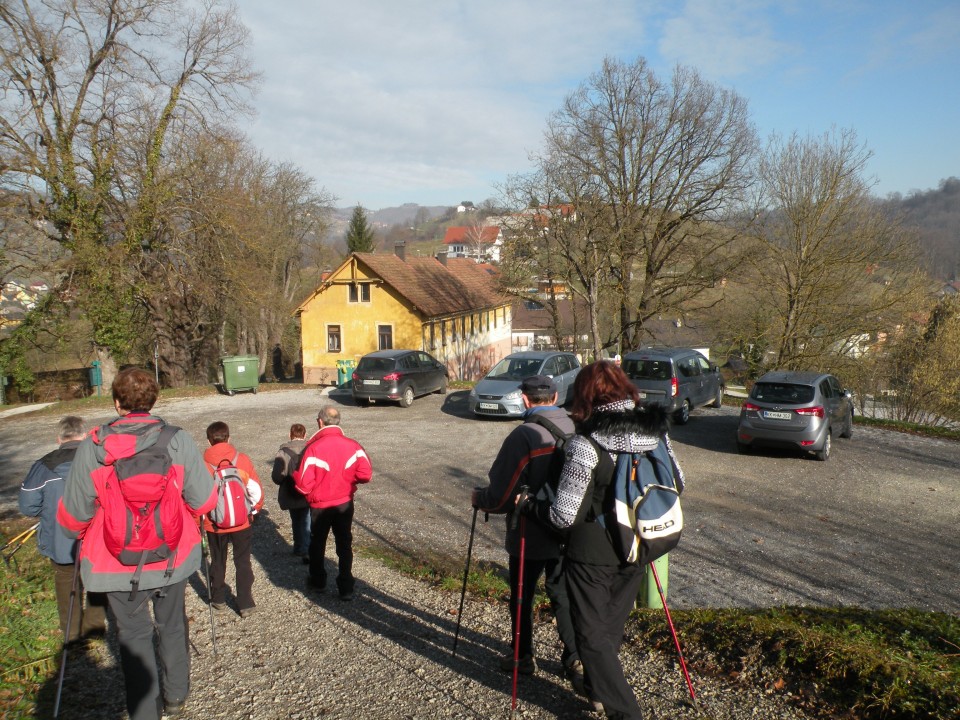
[
  {"xmin": 485, "ymin": 357, "xmax": 544, "ymax": 380},
  {"xmin": 751, "ymin": 382, "xmax": 815, "ymax": 404},
  {"xmin": 357, "ymin": 357, "xmax": 396, "ymax": 373},
  {"xmin": 623, "ymin": 358, "xmax": 671, "ymax": 381}
]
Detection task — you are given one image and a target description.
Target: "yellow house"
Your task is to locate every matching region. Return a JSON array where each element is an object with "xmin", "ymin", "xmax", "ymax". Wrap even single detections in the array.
[{"xmin": 296, "ymin": 245, "xmax": 513, "ymax": 384}]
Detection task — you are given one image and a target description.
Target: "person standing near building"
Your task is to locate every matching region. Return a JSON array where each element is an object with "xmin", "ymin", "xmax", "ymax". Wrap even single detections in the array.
[
  {"xmin": 19, "ymin": 415, "xmax": 106, "ymax": 642},
  {"xmin": 202, "ymin": 421, "xmax": 264, "ymax": 617},
  {"xmin": 472, "ymin": 376, "xmax": 581, "ymax": 686},
  {"xmin": 58, "ymin": 367, "xmax": 217, "ymax": 720},
  {"xmin": 295, "ymin": 405, "xmax": 372, "ymax": 601},
  {"xmin": 271, "ymin": 423, "xmax": 311, "ymax": 563}
]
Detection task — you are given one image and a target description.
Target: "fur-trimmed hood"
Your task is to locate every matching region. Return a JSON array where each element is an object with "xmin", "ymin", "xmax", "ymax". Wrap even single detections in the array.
[{"xmin": 577, "ymin": 400, "xmax": 669, "ymax": 454}]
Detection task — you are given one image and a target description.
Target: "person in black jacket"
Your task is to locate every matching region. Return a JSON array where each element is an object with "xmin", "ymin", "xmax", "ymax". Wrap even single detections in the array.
[
  {"xmin": 472, "ymin": 375, "xmax": 581, "ymax": 685},
  {"xmin": 18, "ymin": 416, "xmax": 106, "ymax": 641},
  {"xmin": 545, "ymin": 361, "xmax": 684, "ymax": 720}
]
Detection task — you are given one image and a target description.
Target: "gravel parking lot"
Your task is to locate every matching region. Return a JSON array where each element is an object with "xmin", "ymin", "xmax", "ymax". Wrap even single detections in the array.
[
  {"xmin": 2, "ymin": 386, "xmax": 958, "ymax": 719},
  {"xmin": 3, "ymin": 385, "xmax": 958, "ymax": 614}
]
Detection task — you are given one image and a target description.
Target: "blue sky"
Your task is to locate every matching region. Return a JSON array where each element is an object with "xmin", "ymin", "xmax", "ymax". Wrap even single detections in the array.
[{"xmin": 233, "ymin": 0, "xmax": 960, "ymax": 210}]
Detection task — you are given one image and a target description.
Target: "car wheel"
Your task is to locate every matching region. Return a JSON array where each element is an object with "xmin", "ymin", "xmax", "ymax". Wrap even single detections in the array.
[
  {"xmin": 711, "ymin": 386, "xmax": 724, "ymax": 408},
  {"xmin": 814, "ymin": 431, "xmax": 832, "ymax": 461},
  {"xmin": 436, "ymin": 377, "xmax": 448, "ymax": 395},
  {"xmin": 399, "ymin": 385, "xmax": 415, "ymax": 408},
  {"xmin": 839, "ymin": 410, "xmax": 854, "ymax": 439},
  {"xmin": 673, "ymin": 399, "xmax": 691, "ymax": 425},
  {"xmin": 355, "ymin": 397, "xmax": 370, "ymax": 407},
  {"xmin": 736, "ymin": 440, "xmax": 749, "ymax": 454}
]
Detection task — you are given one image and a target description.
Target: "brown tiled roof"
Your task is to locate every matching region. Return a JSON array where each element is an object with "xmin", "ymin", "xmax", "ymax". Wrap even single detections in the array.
[
  {"xmin": 443, "ymin": 226, "xmax": 500, "ymax": 244},
  {"xmin": 355, "ymin": 253, "xmax": 507, "ymax": 318}
]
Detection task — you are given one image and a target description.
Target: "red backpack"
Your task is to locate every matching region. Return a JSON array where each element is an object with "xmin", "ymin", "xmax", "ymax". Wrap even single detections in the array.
[
  {"xmin": 94, "ymin": 421, "xmax": 184, "ymax": 597},
  {"xmin": 208, "ymin": 455, "xmax": 254, "ymax": 530}
]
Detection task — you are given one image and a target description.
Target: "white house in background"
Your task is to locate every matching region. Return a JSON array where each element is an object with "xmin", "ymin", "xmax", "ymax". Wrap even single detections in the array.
[{"xmin": 443, "ymin": 225, "xmax": 504, "ymax": 263}]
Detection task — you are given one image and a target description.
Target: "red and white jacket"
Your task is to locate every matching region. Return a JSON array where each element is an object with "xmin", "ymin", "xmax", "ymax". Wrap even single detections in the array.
[
  {"xmin": 294, "ymin": 426, "xmax": 372, "ymax": 509},
  {"xmin": 57, "ymin": 414, "xmax": 217, "ymax": 593}
]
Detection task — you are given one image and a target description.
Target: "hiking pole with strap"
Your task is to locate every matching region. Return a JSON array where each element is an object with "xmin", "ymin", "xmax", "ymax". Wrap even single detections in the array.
[
  {"xmin": 509, "ymin": 496, "xmax": 529, "ymax": 720},
  {"xmin": 53, "ymin": 540, "xmax": 82, "ymax": 718},
  {"xmin": 650, "ymin": 561, "xmax": 697, "ymax": 705},
  {"xmin": 200, "ymin": 523, "xmax": 218, "ymax": 656},
  {"xmin": 452, "ymin": 506, "xmax": 479, "ymax": 657},
  {"xmin": 1, "ymin": 522, "xmax": 39, "ymax": 564}
]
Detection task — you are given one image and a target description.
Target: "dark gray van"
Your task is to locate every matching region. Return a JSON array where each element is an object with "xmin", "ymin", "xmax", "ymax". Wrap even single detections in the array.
[{"xmin": 621, "ymin": 347, "xmax": 724, "ymax": 424}]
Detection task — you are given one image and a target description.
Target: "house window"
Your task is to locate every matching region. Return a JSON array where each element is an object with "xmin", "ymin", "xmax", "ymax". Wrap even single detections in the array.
[
  {"xmin": 348, "ymin": 283, "xmax": 371, "ymax": 303},
  {"xmin": 441, "ymin": 320, "xmax": 447, "ymax": 346},
  {"xmin": 429, "ymin": 323, "xmax": 436, "ymax": 350},
  {"xmin": 327, "ymin": 325, "xmax": 341, "ymax": 353},
  {"xmin": 378, "ymin": 324, "xmax": 393, "ymax": 350}
]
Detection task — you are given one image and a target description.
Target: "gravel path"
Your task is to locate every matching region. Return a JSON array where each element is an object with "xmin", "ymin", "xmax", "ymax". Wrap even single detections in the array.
[{"xmin": 5, "ymin": 385, "xmax": 956, "ymax": 719}]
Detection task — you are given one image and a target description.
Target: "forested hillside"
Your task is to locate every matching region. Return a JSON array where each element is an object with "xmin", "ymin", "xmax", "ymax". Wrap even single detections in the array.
[{"xmin": 882, "ymin": 177, "xmax": 960, "ymax": 281}]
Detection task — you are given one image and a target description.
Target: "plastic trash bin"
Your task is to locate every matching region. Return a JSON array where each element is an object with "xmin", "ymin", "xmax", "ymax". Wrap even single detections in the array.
[
  {"xmin": 221, "ymin": 355, "xmax": 260, "ymax": 395},
  {"xmin": 639, "ymin": 554, "xmax": 669, "ymax": 609},
  {"xmin": 336, "ymin": 359, "xmax": 357, "ymax": 387},
  {"xmin": 89, "ymin": 360, "xmax": 103, "ymax": 396}
]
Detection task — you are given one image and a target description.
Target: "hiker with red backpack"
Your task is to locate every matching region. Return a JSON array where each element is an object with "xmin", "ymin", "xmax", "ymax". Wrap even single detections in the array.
[
  {"xmin": 202, "ymin": 421, "xmax": 264, "ymax": 618},
  {"xmin": 57, "ymin": 368, "xmax": 217, "ymax": 720}
]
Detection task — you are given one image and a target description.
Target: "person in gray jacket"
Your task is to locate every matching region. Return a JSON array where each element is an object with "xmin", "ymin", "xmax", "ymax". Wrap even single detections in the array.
[
  {"xmin": 472, "ymin": 375, "xmax": 581, "ymax": 686},
  {"xmin": 19, "ymin": 415, "xmax": 106, "ymax": 641},
  {"xmin": 271, "ymin": 423, "xmax": 311, "ymax": 562}
]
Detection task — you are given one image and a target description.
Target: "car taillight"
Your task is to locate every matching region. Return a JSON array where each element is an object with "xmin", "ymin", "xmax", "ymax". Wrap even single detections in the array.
[
  {"xmin": 794, "ymin": 406, "xmax": 824, "ymax": 418},
  {"xmin": 743, "ymin": 402, "xmax": 761, "ymax": 412},
  {"xmin": 671, "ymin": 377, "xmax": 678, "ymax": 397},
  {"xmin": 383, "ymin": 372, "xmax": 400, "ymax": 382}
]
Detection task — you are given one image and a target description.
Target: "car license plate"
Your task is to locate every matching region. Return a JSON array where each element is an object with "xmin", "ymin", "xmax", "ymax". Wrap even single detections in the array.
[
  {"xmin": 363, "ymin": 379, "xmax": 381, "ymax": 385},
  {"xmin": 479, "ymin": 402, "xmax": 499, "ymax": 410},
  {"xmin": 763, "ymin": 410, "xmax": 791, "ymax": 420}
]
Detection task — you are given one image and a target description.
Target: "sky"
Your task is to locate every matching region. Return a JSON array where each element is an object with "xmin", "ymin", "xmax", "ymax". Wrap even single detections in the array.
[{"xmin": 232, "ymin": 0, "xmax": 960, "ymax": 211}]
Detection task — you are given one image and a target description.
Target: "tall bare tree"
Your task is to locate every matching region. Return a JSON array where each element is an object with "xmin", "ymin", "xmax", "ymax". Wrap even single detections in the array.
[
  {"xmin": 540, "ymin": 57, "xmax": 758, "ymax": 351},
  {"xmin": 0, "ymin": 0, "xmax": 259, "ymax": 384},
  {"xmin": 742, "ymin": 129, "xmax": 927, "ymax": 370}
]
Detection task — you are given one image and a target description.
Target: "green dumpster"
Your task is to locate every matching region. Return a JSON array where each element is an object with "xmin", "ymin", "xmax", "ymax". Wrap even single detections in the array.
[
  {"xmin": 336, "ymin": 359, "xmax": 357, "ymax": 387},
  {"xmin": 639, "ymin": 554, "xmax": 669, "ymax": 609},
  {"xmin": 221, "ymin": 355, "xmax": 260, "ymax": 395}
]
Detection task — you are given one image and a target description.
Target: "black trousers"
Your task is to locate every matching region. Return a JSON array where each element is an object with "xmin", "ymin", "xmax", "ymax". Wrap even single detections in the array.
[
  {"xmin": 508, "ymin": 554, "xmax": 578, "ymax": 666},
  {"xmin": 208, "ymin": 527, "xmax": 255, "ymax": 610},
  {"xmin": 309, "ymin": 502, "xmax": 355, "ymax": 594},
  {"xmin": 106, "ymin": 579, "xmax": 190, "ymax": 720},
  {"xmin": 565, "ymin": 560, "xmax": 646, "ymax": 719}
]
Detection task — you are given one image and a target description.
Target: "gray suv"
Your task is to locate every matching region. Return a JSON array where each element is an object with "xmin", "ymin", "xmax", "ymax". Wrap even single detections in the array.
[
  {"xmin": 736, "ymin": 371, "xmax": 854, "ymax": 461},
  {"xmin": 621, "ymin": 347, "xmax": 724, "ymax": 424}
]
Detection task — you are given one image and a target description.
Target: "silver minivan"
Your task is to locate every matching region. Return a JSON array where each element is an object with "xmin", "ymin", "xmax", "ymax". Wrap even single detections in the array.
[{"xmin": 621, "ymin": 347, "xmax": 724, "ymax": 424}]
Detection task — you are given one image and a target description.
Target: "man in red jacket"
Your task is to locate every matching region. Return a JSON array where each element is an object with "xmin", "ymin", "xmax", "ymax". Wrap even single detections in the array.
[
  {"xmin": 202, "ymin": 421, "xmax": 264, "ymax": 617},
  {"xmin": 294, "ymin": 405, "xmax": 372, "ymax": 601}
]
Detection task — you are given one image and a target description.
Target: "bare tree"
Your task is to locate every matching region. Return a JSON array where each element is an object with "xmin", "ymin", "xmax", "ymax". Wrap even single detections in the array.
[
  {"xmin": 0, "ymin": 0, "xmax": 259, "ymax": 384},
  {"xmin": 742, "ymin": 129, "xmax": 928, "ymax": 370},
  {"xmin": 541, "ymin": 57, "xmax": 758, "ymax": 351}
]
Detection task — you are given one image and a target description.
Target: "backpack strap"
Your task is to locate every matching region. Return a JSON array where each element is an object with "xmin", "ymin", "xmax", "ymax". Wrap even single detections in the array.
[{"xmin": 526, "ymin": 413, "xmax": 571, "ymax": 442}]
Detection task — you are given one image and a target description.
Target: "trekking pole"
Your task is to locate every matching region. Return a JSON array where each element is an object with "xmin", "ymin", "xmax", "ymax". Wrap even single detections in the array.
[
  {"xmin": 509, "ymin": 512, "xmax": 527, "ymax": 719},
  {"xmin": 53, "ymin": 541, "xmax": 82, "ymax": 718},
  {"xmin": 650, "ymin": 561, "xmax": 697, "ymax": 705},
  {"xmin": 1, "ymin": 522, "xmax": 39, "ymax": 564},
  {"xmin": 201, "ymin": 523, "xmax": 218, "ymax": 656},
  {"xmin": 451, "ymin": 506, "xmax": 479, "ymax": 657}
]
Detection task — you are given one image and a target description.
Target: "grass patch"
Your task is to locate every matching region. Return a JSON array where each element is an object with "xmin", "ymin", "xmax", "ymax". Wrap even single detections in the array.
[
  {"xmin": 363, "ymin": 541, "xmax": 960, "ymax": 720},
  {"xmin": 0, "ymin": 520, "xmax": 62, "ymax": 717},
  {"xmin": 853, "ymin": 415, "xmax": 960, "ymax": 442},
  {"xmin": 631, "ymin": 606, "xmax": 960, "ymax": 720}
]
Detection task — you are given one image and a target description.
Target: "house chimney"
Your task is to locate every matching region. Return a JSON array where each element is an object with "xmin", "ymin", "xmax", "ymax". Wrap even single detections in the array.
[
  {"xmin": 395, "ymin": 241, "xmax": 406, "ymax": 262},
  {"xmin": 436, "ymin": 251, "xmax": 448, "ymax": 266}
]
